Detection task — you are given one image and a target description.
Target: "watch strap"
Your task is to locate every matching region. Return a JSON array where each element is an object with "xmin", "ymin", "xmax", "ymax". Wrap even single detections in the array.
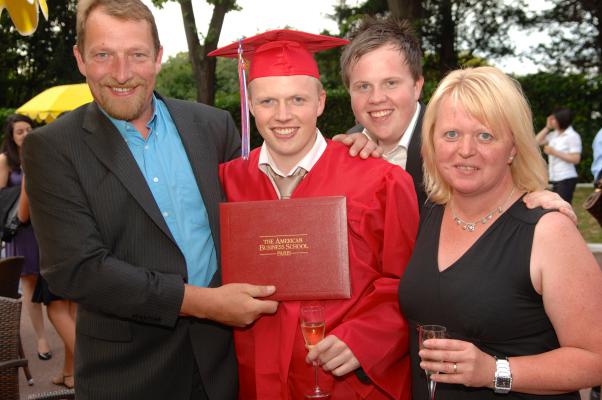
[{"xmin": 493, "ymin": 356, "xmax": 512, "ymax": 394}]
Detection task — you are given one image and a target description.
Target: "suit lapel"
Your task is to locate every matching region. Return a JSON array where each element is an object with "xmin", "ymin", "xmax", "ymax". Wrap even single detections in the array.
[
  {"xmin": 406, "ymin": 102, "xmax": 426, "ymax": 210},
  {"xmin": 81, "ymin": 102, "xmax": 176, "ymax": 242},
  {"xmin": 406, "ymin": 102, "xmax": 424, "ymax": 180}
]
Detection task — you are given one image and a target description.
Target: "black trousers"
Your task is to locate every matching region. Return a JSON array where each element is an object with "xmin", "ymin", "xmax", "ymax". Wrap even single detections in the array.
[{"xmin": 551, "ymin": 177, "xmax": 578, "ymax": 204}]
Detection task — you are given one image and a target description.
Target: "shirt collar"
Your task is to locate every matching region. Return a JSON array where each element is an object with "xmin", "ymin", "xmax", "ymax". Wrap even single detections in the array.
[
  {"xmin": 101, "ymin": 94, "xmax": 159, "ymax": 139},
  {"xmin": 259, "ymin": 129, "xmax": 327, "ymax": 176}
]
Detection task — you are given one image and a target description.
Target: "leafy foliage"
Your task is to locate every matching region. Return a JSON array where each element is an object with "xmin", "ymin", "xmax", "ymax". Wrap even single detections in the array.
[
  {"xmin": 332, "ymin": 0, "xmax": 528, "ymax": 77},
  {"xmin": 0, "ymin": 0, "xmax": 81, "ymax": 108},
  {"xmin": 156, "ymin": 52, "xmax": 196, "ymax": 101},
  {"xmin": 0, "ymin": 108, "xmax": 17, "ymax": 142},
  {"xmin": 152, "ymin": 0, "xmax": 239, "ymax": 105},
  {"xmin": 522, "ymin": 0, "xmax": 601, "ymax": 75}
]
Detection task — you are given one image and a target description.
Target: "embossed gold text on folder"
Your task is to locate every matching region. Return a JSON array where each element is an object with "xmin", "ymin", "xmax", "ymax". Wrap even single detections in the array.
[{"xmin": 220, "ymin": 196, "xmax": 350, "ymax": 300}]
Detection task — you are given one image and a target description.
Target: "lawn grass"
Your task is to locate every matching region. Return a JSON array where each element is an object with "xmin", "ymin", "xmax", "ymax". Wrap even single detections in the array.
[{"xmin": 573, "ymin": 186, "xmax": 602, "ymax": 243}]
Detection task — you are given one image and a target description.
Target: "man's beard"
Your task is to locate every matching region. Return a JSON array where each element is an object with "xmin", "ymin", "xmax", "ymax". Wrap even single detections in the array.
[{"xmin": 94, "ymin": 78, "xmax": 149, "ymax": 122}]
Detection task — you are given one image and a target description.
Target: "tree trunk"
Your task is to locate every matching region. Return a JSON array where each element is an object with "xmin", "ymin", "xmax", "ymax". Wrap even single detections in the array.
[
  {"xmin": 178, "ymin": 0, "xmax": 235, "ymax": 105},
  {"xmin": 387, "ymin": 0, "xmax": 423, "ymax": 36},
  {"xmin": 387, "ymin": 0, "xmax": 422, "ymax": 21},
  {"xmin": 438, "ymin": 0, "xmax": 457, "ymax": 75}
]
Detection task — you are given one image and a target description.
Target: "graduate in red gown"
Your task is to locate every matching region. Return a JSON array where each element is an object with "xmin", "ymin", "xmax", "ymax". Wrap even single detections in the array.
[{"xmin": 211, "ymin": 30, "xmax": 419, "ymax": 400}]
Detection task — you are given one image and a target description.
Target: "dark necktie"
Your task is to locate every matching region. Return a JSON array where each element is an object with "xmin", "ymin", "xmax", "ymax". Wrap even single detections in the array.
[{"xmin": 265, "ymin": 165, "xmax": 307, "ymax": 199}]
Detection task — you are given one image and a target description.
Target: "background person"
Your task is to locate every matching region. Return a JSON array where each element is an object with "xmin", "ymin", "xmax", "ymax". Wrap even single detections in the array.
[
  {"xmin": 19, "ymin": 176, "xmax": 76, "ymax": 389},
  {"xmin": 213, "ymin": 29, "xmax": 418, "ymax": 399},
  {"xmin": 22, "ymin": 0, "xmax": 276, "ymax": 398},
  {"xmin": 398, "ymin": 66, "xmax": 602, "ymax": 399},
  {"xmin": 535, "ymin": 108, "xmax": 582, "ymax": 203},
  {"xmin": 0, "ymin": 113, "xmax": 52, "ymax": 361}
]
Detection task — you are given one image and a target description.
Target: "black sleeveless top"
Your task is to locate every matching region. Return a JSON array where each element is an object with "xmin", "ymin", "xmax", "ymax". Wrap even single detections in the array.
[{"xmin": 398, "ymin": 199, "xmax": 579, "ymax": 400}]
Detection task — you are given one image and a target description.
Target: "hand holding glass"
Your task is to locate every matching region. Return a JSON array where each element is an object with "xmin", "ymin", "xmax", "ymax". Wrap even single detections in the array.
[
  {"xmin": 419, "ymin": 324, "xmax": 447, "ymax": 400},
  {"xmin": 300, "ymin": 305, "xmax": 329, "ymax": 399}
]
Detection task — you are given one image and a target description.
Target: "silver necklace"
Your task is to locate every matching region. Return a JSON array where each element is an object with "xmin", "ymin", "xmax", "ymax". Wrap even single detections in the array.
[{"xmin": 450, "ymin": 187, "xmax": 516, "ymax": 232}]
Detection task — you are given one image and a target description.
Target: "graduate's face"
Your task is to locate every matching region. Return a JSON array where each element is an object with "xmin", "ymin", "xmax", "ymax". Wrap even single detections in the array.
[
  {"xmin": 73, "ymin": 7, "xmax": 162, "ymax": 125},
  {"xmin": 348, "ymin": 44, "xmax": 423, "ymax": 151},
  {"xmin": 249, "ymin": 75, "xmax": 326, "ymax": 173}
]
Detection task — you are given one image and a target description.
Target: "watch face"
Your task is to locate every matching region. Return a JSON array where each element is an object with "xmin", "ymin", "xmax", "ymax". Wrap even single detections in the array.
[{"xmin": 497, "ymin": 377, "xmax": 512, "ymax": 388}]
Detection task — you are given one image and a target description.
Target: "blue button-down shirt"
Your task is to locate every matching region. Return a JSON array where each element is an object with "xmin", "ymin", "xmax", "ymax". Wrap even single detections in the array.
[{"xmin": 104, "ymin": 96, "xmax": 217, "ymax": 286}]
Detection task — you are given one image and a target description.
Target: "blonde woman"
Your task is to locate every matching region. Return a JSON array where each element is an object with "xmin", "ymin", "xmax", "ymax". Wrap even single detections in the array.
[{"xmin": 398, "ymin": 67, "xmax": 602, "ymax": 399}]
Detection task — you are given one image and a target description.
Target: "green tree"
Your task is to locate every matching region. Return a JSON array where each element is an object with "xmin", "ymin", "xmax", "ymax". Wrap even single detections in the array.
[
  {"xmin": 156, "ymin": 52, "xmax": 196, "ymax": 101},
  {"xmin": 156, "ymin": 52, "xmax": 239, "ymax": 103},
  {"xmin": 0, "ymin": 0, "xmax": 80, "ymax": 108},
  {"xmin": 152, "ymin": 0, "xmax": 239, "ymax": 105},
  {"xmin": 524, "ymin": 0, "xmax": 601, "ymax": 75},
  {"xmin": 332, "ymin": 0, "xmax": 527, "ymax": 78}
]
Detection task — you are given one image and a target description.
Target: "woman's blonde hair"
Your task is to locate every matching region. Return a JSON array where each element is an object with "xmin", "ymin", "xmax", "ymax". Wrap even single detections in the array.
[{"xmin": 422, "ymin": 66, "xmax": 547, "ymax": 204}]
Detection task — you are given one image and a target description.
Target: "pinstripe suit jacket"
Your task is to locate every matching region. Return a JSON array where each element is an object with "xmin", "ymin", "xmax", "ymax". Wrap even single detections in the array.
[{"xmin": 22, "ymin": 95, "xmax": 241, "ymax": 400}]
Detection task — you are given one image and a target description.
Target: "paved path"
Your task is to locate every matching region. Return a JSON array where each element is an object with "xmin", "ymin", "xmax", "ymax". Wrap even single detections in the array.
[{"xmin": 18, "ymin": 302, "xmax": 69, "ymax": 398}]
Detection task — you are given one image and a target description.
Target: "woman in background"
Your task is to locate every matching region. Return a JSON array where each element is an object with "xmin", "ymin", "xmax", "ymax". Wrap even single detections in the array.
[
  {"xmin": 535, "ymin": 108, "xmax": 581, "ymax": 203},
  {"xmin": 0, "ymin": 114, "xmax": 51, "ymax": 360},
  {"xmin": 19, "ymin": 175, "xmax": 76, "ymax": 388},
  {"xmin": 398, "ymin": 67, "xmax": 602, "ymax": 399}
]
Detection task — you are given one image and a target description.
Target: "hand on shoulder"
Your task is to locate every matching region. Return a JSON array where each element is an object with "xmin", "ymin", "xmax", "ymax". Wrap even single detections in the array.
[
  {"xmin": 331, "ymin": 133, "xmax": 383, "ymax": 159},
  {"xmin": 523, "ymin": 190, "xmax": 577, "ymax": 225}
]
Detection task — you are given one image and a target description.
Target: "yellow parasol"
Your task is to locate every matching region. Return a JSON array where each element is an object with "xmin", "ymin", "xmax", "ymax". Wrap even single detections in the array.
[
  {"xmin": 0, "ymin": 0, "xmax": 49, "ymax": 36},
  {"xmin": 16, "ymin": 83, "xmax": 93, "ymax": 123}
]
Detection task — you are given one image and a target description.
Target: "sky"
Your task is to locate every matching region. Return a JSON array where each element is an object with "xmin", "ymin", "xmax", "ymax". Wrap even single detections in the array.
[
  {"xmin": 143, "ymin": 0, "xmax": 341, "ymax": 58},
  {"xmin": 142, "ymin": 0, "xmax": 547, "ymax": 75}
]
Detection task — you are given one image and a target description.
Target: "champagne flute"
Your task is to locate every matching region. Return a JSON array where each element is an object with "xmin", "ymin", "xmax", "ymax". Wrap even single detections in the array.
[
  {"xmin": 300, "ymin": 305, "xmax": 329, "ymax": 399},
  {"xmin": 418, "ymin": 324, "xmax": 447, "ymax": 400}
]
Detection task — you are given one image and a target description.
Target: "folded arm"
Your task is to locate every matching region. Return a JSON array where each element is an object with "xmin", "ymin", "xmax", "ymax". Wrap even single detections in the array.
[{"xmin": 542, "ymin": 146, "xmax": 580, "ymax": 164}]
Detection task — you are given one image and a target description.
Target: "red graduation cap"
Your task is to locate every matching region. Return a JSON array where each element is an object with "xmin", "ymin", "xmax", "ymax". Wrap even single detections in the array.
[
  {"xmin": 209, "ymin": 29, "xmax": 348, "ymax": 160},
  {"xmin": 208, "ymin": 29, "xmax": 349, "ymax": 81}
]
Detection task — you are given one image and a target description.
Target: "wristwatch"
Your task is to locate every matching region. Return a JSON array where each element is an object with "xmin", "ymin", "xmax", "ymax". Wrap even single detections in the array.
[{"xmin": 493, "ymin": 357, "xmax": 512, "ymax": 394}]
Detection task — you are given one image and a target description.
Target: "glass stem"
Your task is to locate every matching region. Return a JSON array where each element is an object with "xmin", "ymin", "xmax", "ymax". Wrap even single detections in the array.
[
  {"xmin": 314, "ymin": 362, "xmax": 320, "ymax": 391},
  {"xmin": 427, "ymin": 378, "xmax": 437, "ymax": 400}
]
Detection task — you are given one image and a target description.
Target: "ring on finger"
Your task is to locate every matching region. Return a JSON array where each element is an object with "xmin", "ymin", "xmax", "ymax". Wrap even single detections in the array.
[{"xmin": 453, "ymin": 362, "xmax": 457, "ymax": 373}]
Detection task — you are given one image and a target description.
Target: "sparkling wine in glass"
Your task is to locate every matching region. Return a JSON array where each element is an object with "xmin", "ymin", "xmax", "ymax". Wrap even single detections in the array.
[
  {"xmin": 300, "ymin": 305, "xmax": 329, "ymax": 399},
  {"xmin": 418, "ymin": 324, "xmax": 447, "ymax": 400}
]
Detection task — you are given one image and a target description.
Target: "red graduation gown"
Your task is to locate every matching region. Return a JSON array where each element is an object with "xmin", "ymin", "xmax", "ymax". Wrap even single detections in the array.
[{"xmin": 219, "ymin": 141, "xmax": 418, "ymax": 399}]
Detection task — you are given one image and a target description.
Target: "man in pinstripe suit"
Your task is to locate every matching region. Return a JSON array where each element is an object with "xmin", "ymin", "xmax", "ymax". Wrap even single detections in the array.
[{"xmin": 22, "ymin": 0, "xmax": 277, "ymax": 398}]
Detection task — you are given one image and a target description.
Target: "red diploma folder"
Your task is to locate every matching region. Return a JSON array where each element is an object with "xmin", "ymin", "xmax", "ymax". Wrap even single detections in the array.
[{"xmin": 220, "ymin": 196, "xmax": 350, "ymax": 301}]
